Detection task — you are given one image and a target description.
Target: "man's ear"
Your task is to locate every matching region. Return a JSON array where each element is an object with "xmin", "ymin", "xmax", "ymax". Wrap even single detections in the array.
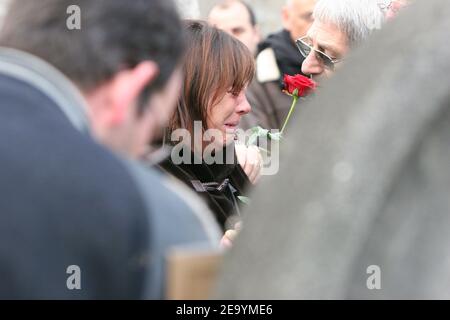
[{"xmin": 108, "ymin": 61, "xmax": 159, "ymax": 126}]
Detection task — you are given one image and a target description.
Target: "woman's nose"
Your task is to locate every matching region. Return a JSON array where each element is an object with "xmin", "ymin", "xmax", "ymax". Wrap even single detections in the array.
[
  {"xmin": 236, "ymin": 94, "xmax": 251, "ymax": 115},
  {"xmin": 301, "ymin": 51, "xmax": 324, "ymax": 77}
]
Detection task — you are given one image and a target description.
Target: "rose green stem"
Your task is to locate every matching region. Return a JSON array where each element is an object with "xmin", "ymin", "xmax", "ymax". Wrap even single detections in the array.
[{"xmin": 280, "ymin": 96, "xmax": 298, "ymax": 135}]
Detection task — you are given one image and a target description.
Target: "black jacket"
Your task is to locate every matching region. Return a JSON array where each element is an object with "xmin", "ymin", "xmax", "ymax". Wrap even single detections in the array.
[
  {"xmin": 258, "ymin": 29, "xmax": 307, "ymax": 81},
  {"xmin": 159, "ymin": 145, "xmax": 250, "ymax": 230}
]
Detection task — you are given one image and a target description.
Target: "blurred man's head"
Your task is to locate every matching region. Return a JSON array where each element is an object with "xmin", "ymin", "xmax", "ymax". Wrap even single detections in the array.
[
  {"xmin": 0, "ymin": 0, "xmax": 184, "ymax": 158},
  {"xmin": 208, "ymin": 0, "xmax": 260, "ymax": 56},
  {"xmin": 282, "ymin": 0, "xmax": 317, "ymax": 43},
  {"xmin": 300, "ymin": 0, "xmax": 385, "ymax": 81}
]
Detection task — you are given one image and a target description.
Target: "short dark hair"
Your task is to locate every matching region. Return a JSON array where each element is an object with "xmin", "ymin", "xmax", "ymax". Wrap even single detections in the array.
[{"xmin": 0, "ymin": 0, "xmax": 184, "ymax": 113}]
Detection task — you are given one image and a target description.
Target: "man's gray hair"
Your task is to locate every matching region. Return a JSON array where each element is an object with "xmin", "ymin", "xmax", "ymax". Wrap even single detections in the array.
[{"xmin": 313, "ymin": 0, "xmax": 385, "ymax": 45}]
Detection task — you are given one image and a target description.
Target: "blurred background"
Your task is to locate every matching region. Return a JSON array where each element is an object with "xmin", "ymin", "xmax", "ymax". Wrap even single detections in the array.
[
  {"xmin": 198, "ymin": 0, "xmax": 284, "ymax": 35},
  {"xmin": 0, "ymin": 0, "xmax": 284, "ymax": 36}
]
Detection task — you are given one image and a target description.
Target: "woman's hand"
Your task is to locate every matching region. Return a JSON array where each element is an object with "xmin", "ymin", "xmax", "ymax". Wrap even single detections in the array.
[
  {"xmin": 220, "ymin": 229, "xmax": 239, "ymax": 249},
  {"xmin": 235, "ymin": 144, "xmax": 263, "ymax": 184},
  {"xmin": 220, "ymin": 223, "xmax": 242, "ymax": 249}
]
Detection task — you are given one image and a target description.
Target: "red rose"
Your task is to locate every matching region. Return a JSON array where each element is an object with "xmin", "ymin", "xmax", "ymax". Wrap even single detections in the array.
[{"xmin": 283, "ymin": 74, "xmax": 316, "ymax": 97}]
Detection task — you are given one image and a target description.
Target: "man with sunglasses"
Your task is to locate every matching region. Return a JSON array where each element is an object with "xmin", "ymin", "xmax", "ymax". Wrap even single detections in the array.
[
  {"xmin": 240, "ymin": 0, "xmax": 317, "ymax": 131},
  {"xmin": 299, "ymin": 0, "xmax": 385, "ymax": 81}
]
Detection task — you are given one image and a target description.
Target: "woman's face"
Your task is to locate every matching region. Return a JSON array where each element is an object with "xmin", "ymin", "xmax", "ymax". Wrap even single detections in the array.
[{"xmin": 207, "ymin": 88, "xmax": 252, "ymax": 146}]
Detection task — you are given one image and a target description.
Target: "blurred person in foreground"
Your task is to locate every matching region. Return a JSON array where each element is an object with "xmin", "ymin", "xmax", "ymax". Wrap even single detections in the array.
[
  {"xmin": 299, "ymin": 0, "xmax": 385, "ymax": 82},
  {"xmin": 0, "ymin": 0, "xmax": 221, "ymax": 299},
  {"xmin": 240, "ymin": 0, "xmax": 317, "ymax": 131}
]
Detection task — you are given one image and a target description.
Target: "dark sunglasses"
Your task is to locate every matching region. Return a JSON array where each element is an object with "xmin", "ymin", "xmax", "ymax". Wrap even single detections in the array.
[{"xmin": 296, "ymin": 36, "xmax": 343, "ymax": 71}]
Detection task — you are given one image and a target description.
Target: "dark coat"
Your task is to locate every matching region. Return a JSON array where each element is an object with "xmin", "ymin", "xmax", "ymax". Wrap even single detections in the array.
[
  {"xmin": 159, "ymin": 145, "xmax": 251, "ymax": 230},
  {"xmin": 0, "ymin": 48, "xmax": 220, "ymax": 299}
]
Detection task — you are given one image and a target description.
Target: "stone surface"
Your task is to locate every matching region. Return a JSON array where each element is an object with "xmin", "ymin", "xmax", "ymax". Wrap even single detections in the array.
[{"xmin": 216, "ymin": 0, "xmax": 450, "ymax": 299}]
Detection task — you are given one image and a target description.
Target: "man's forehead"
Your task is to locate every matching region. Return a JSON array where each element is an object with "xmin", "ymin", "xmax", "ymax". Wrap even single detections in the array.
[
  {"xmin": 307, "ymin": 21, "xmax": 343, "ymax": 46},
  {"xmin": 209, "ymin": 2, "xmax": 252, "ymax": 26},
  {"xmin": 291, "ymin": 0, "xmax": 317, "ymax": 13}
]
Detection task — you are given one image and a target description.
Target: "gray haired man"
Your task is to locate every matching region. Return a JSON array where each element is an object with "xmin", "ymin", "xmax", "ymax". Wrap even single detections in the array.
[{"xmin": 299, "ymin": 0, "xmax": 385, "ymax": 81}]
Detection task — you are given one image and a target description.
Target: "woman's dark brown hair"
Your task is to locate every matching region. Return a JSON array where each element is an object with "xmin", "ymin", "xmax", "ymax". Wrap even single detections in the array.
[{"xmin": 168, "ymin": 20, "xmax": 255, "ymax": 136}]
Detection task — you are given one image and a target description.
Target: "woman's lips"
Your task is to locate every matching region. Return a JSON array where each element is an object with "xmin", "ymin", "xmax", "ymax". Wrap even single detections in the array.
[{"xmin": 224, "ymin": 122, "xmax": 239, "ymax": 132}]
